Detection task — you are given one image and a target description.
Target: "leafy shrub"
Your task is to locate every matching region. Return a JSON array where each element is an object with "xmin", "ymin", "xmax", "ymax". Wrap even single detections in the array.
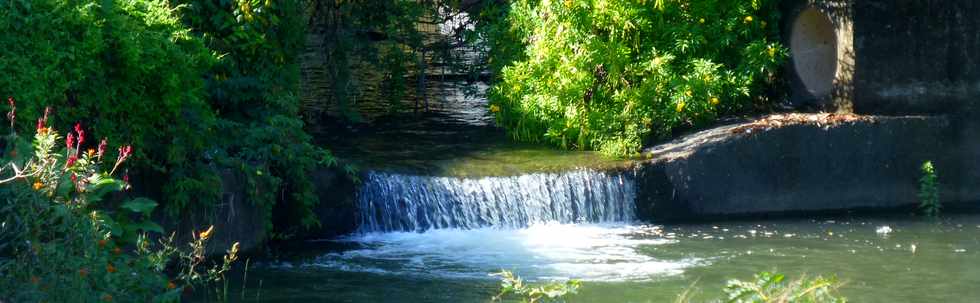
[
  {"xmin": 172, "ymin": 0, "xmax": 335, "ymax": 233},
  {"xmin": 0, "ymin": 106, "xmax": 240, "ymax": 302},
  {"xmin": 714, "ymin": 272, "xmax": 846, "ymax": 303},
  {"xmin": 492, "ymin": 271, "xmax": 846, "ymax": 303},
  {"xmin": 0, "ymin": 0, "xmax": 218, "ymax": 209},
  {"xmin": 918, "ymin": 161, "xmax": 940, "ymax": 217},
  {"xmin": 482, "ymin": 0, "xmax": 787, "ymax": 156},
  {"xmin": 491, "ymin": 270, "xmax": 581, "ymax": 303},
  {"xmin": 1, "ymin": 0, "xmax": 335, "ymax": 235}
]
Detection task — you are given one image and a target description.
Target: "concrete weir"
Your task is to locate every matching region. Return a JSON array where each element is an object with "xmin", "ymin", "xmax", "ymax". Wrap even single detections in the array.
[{"xmin": 634, "ymin": 114, "xmax": 980, "ymax": 221}]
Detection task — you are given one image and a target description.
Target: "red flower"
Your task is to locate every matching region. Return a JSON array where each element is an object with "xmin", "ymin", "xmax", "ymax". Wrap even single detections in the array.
[
  {"xmin": 97, "ymin": 138, "xmax": 108, "ymax": 159},
  {"xmin": 7, "ymin": 97, "xmax": 13, "ymax": 108},
  {"xmin": 70, "ymin": 174, "xmax": 78, "ymax": 184},
  {"xmin": 74, "ymin": 123, "xmax": 85, "ymax": 147},
  {"xmin": 66, "ymin": 133, "xmax": 75, "ymax": 150},
  {"xmin": 37, "ymin": 107, "xmax": 51, "ymax": 131},
  {"xmin": 117, "ymin": 145, "xmax": 132, "ymax": 162},
  {"xmin": 66, "ymin": 155, "xmax": 78, "ymax": 167}
]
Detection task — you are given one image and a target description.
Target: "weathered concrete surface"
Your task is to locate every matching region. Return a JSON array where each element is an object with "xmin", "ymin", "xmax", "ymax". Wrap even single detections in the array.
[
  {"xmin": 851, "ymin": 1, "xmax": 980, "ymax": 114},
  {"xmin": 635, "ymin": 114, "xmax": 980, "ymax": 221},
  {"xmin": 782, "ymin": 1, "xmax": 980, "ymax": 114}
]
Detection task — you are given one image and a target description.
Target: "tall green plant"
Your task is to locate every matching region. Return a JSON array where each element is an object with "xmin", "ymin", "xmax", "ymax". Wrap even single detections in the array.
[
  {"xmin": 482, "ymin": 0, "xmax": 787, "ymax": 156},
  {"xmin": 918, "ymin": 161, "xmax": 940, "ymax": 217}
]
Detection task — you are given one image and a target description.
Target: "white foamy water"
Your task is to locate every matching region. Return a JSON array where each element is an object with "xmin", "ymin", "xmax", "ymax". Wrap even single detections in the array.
[
  {"xmin": 294, "ymin": 222, "xmax": 697, "ymax": 282},
  {"xmin": 357, "ymin": 170, "xmax": 636, "ymax": 232}
]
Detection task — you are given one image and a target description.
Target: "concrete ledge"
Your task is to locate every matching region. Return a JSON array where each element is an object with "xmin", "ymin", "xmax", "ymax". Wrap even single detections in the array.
[{"xmin": 635, "ymin": 114, "xmax": 980, "ymax": 221}]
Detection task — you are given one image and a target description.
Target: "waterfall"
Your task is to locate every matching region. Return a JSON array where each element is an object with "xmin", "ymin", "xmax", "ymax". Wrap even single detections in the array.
[{"xmin": 356, "ymin": 169, "xmax": 637, "ymax": 232}]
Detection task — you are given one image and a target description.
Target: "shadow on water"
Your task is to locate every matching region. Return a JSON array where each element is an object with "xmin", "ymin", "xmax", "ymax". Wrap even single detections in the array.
[{"xmin": 312, "ymin": 80, "xmax": 633, "ymax": 177}]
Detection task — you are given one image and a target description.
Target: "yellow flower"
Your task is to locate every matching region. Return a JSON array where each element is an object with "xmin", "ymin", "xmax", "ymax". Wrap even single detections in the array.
[
  {"xmin": 87, "ymin": 149, "xmax": 95, "ymax": 158},
  {"xmin": 199, "ymin": 225, "xmax": 214, "ymax": 240},
  {"xmin": 744, "ymin": 16, "xmax": 753, "ymax": 23},
  {"xmin": 699, "ymin": 18, "xmax": 705, "ymax": 24},
  {"xmin": 684, "ymin": 90, "xmax": 692, "ymax": 97},
  {"xmin": 167, "ymin": 281, "xmax": 177, "ymax": 290},
  {"xmin": 675, "ymin": 101, "xmax": 686, "ymax": 113},
  {"xmin": 710, "ymin": 97, "xmax": 720, "ymax": 106},
  {"xmin": 489, "ymin": 104, "xmax": 501, "ymax": 113},
  {"xmin": 767, "ymin": 46, "xmax": 777, "ymax": 58},
  {"xmin": 33, "ymin": 181, "xmax": 43, "ymax": 190}
]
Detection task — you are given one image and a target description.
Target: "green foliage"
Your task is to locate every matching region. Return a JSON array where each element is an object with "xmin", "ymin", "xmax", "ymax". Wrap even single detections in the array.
[
  {"xmin": 492, "ymin": 270, "xmax": 581, "ymax": 303},
  {"xmin": 717, "ymin": 272, "xmax": 846, "ymax": 303},
  {"xmin": 492, "ymin": 271, "xmax": 846, "ymax": 303},
  {"xmin": 172, "ymin": 0, "xmax": 331, "ymax": 233},
  {"xmin": 482, "ymin": 0, "xmax": 787, "ymax": 156},
  {"xmin": 0, "ymin": 0, "xmax": 218, "ymax": 204},
  {"xmin": 2, "ymin": 0, "xmax": 336, "ymax": 236},
  {"xmin": 0, "ymin": 116, "xmax": 240, "ymax": 302},
  {"xmin": 918, "ymin": 161, "xmax": 940, "ymax": 217}
]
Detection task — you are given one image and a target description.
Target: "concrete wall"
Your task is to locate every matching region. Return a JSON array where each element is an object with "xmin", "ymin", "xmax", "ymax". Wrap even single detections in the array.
[
  {"xmin": 635, "ymin": 114, "xmax": 980, "ymax": 222},
  {"xmin": 783, "ymin": 0, "xmax": 980, "ymax": 114}
]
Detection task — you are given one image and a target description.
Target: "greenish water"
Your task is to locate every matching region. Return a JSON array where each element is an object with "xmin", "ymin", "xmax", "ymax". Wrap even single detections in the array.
[{"xmin": 229, "ymin": 214, "xmax": 980, "ymax": 302}]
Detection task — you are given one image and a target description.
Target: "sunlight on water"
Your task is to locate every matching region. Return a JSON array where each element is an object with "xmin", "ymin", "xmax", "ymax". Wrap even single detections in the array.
[
  {"xmin": 294, "ymin": 222, "xmax": 697, "ymax": 282},
  {"xmin": 357, "ymin": 170, "xmax": 636, "ymax": 232}
]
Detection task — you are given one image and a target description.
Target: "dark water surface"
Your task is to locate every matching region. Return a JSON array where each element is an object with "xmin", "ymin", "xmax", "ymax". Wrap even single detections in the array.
[{"xmin": 224, "ymin": 214, "xmax": 980, "ymax": 303}]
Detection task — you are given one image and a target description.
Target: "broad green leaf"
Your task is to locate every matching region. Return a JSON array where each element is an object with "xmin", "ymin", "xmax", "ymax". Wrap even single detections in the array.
[{"xmin": 121, "ymin": 198, "xmax": 158, "ymax": 214}]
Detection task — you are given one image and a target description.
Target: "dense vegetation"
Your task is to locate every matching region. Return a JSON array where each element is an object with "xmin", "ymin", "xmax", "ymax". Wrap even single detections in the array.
[
  {"xmin": 481, "ymin": 0, "xmax": 787, "ymax": 155},
  {"xmin": 0, "ymin": 110, "xmax": 239, "ymax": 302},
  {"xmin": 172, "ymin": 0, "xmax": 333, "ymax": 233},
  {"xmin": 0, "ymin": 0, "xmax": 331, "ymax": 234}
]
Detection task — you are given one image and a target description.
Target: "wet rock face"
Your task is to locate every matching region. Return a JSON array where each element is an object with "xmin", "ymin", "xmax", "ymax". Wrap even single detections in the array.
[
  {"xmin": 309, "ymin": 168, "xmax": 358, "ymax": 238},
  {"xmin": 635, "ymin": 114, "xmax": 980, "ymax": 222}
]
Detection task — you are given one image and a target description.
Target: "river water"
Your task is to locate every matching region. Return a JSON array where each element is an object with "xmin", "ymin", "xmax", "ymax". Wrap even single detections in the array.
[
  {"xmin": 233, "ymin": 169, "xmax": 980, "ymax": 302},
  {"xmin": 237, "ymin": 214, "xmax": 980, "ymax": 302}
]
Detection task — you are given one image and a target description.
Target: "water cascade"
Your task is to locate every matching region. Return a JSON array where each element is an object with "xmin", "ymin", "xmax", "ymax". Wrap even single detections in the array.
[{"xmin": 356, "ymin": 170, "xmax": 637, "ymax": 232}]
